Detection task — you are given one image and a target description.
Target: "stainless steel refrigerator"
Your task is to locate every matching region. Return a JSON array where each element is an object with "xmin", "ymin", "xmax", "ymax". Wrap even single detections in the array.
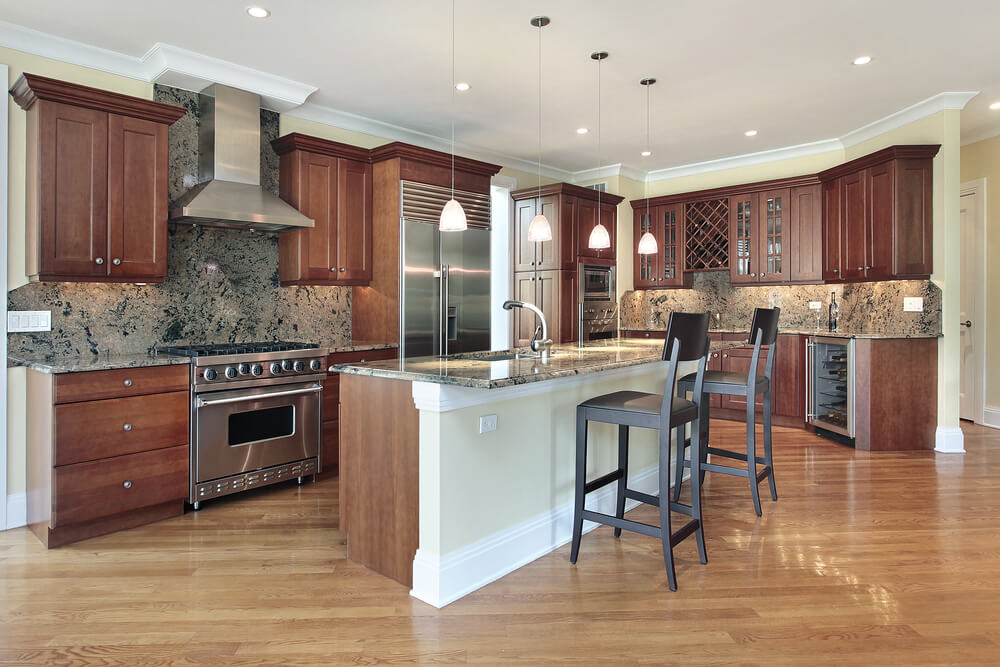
[{"xmin": 399, "ymin": 180, "xmax": 491, "ymax": 359}]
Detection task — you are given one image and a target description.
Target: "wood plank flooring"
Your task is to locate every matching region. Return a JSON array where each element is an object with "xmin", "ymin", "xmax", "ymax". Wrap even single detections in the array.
[{"xmin": 1, "ymin": 420, "xmax": 998, "ymax": 665}]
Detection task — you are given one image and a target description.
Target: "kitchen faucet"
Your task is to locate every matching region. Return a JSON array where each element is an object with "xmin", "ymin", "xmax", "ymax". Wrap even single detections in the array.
[{"xmin": 502, "ymin": 300, "xmax": 553, "ymax": 360}]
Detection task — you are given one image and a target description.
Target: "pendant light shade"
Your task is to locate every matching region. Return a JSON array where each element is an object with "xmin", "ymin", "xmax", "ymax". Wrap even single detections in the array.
[
  {"xmin": 439, "ymin": 198, "xmax": 468, "ymax": 232},
  {"xmin": 527, "ymin": 213, "xmax": 552, "ymax": 242},
  {"xmin": 637, "ymin": 231, "xmax": 658, "ymax": 254},
  {"xmin": 588, "ymin": 222, "xmax": 611, "ymax": 250}
]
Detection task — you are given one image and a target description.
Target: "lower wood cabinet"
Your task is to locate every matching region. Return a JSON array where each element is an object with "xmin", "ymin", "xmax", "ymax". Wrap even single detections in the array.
[
  {"xmin": 512, "ymin": 270, "xmax": 576, "ymax": 346},
  {"xmin": 26, "ymin": 364, "xmax": 190, "ymax": 548}
]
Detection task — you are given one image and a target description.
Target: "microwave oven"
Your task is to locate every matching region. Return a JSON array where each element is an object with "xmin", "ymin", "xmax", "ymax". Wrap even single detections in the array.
[{"xmin": 579, "ymin": 263, "xmax": 616, "ymax": 302}]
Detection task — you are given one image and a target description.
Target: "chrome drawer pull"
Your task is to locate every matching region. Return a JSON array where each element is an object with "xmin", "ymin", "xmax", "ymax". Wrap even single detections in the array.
[
  {"xmin": 123, "ymin": 423, "xmax": 132, "ymax": 431},
  {"xmin": 197, "ymin": 385, "xmax": 322, "ymax": 407},
  {"xmin": 123, "ymin": 480, "xmax": 132, "ymax": 489},
  {"xmin": 123, "ymin": 379, "xmax": 133, "ymax": 387}
]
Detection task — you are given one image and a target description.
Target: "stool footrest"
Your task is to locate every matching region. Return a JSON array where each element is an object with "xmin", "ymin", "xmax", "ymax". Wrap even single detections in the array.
[
  {"xmin": 582, "ymin": 510, "xmax": 660, "ymax": 539},
  {"xmin": 668, "ymin": 501, "xmax": 694, "ymax": 518},
  {"xmin": 584, "ymin": 469, "xmax": 624, "ymax": 495},
  {"xmin": 670, "ymin": 519, "xmax": 701, "ymax": 547},
  {"xmin": 625, "ymin": 489, "xmax": 659, "ymax": 507},
  {"xmin": 756, "ymin": 466, "xmax": 772, "ymax": 483},
  {"xmin": 706, "ymin": 446, "xmax": 767, "ymax": 465},
  {"xmin": 702, "ymin": 462, "xmax": 750, "ymax": 477}
]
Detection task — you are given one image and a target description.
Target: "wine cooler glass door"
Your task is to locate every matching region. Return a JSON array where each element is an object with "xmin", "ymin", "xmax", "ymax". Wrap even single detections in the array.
[{"xmin": 808, "ymin": 337, "xmax": 855, "ymax": 438}]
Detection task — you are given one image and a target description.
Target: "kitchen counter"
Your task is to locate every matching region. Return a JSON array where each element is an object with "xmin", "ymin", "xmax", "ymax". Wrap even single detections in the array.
[
  {"xmin": 8, "ymin": 352, "xmax": 191, "ymax": 374},
  {"xmin": 327, "ymin": 341, "xmax": 398, "ymax": 354},
  {"xmin": 622, "ymin": 328, "xmax": 941, "ymax": 339},
  {"xmin": 332, "ymin": 338, "xmax": 744, "ymax": 389}
]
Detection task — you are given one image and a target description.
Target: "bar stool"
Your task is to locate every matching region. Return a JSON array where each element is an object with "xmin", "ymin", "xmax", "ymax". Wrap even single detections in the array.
[
  {"xmin": 570, "ymin": 312, "xmax": 711, "ymax": 591},
  {"xmin": 673, "ymin": 307, "xmax": 780, "ymax": 517}
]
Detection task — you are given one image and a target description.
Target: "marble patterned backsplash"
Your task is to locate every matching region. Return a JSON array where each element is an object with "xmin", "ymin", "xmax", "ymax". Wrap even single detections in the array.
[
  {"xmin": 7, "ymin": 85, "xmax": 353, "ymax": 359},
  {"xmin": 620, "ymin": 271, "xmax": 941, "ymax": 335}
]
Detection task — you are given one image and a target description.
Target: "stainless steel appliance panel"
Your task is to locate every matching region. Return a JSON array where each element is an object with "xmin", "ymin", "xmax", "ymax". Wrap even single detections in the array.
[
  {"xmin": 806, "ymin": 336, "xmax": 855, "ymax": 439},
  {"xmin": 402, "ymin": 219, "xmax": 442, "ymax": 358},
  {"xmin": 441, "ymin": 227, "xmax": 491, "ymax": 355},
  {"xmin": 580, "ymin": 263, "xmax": 616, "ymax": 301}
]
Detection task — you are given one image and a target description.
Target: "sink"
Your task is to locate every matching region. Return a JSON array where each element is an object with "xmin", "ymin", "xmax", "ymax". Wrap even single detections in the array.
[{"xmin": 459, "ymin": 350, "xmax": 545, "ymax": 362}]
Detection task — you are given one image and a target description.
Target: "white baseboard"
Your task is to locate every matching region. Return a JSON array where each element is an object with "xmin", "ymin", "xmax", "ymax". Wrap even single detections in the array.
[
  {"xmin": 934, "ymin": 427, "xmax": 966, "ymax": 453},
  {"xmin": 982, "ymin": 406, "xmax": 1000, "ymax": 430},
  {"xmin": 5, "ymin": 492, "xmax": 27, "ymax": 530},
  {"xmin": 411, "ymin": 462, "xmax": 676, "ymax": 608}
]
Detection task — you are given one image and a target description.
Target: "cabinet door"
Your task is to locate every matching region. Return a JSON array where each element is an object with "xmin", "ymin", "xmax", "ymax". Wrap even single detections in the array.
[
  {"xmin": 633, "ymin": 207, "xmax": 656, "ymax": 288},
  {"xmin": 534, "ymin": 195, "xmax": 560, "ymax": 270},
  {"xmin": 595, "ymin": 202, "xmax": 617, "ymax": 260},
  {"xmin": 757, "ymin": 188, "xmax": 790, "ymax": 283},
  {"xmin": 821, "ymin": 179, "xmax": 843, "ymax": 281},
  {"xmin": 38, "ymin": 101, "xmax": 109, "ymax": 278},
  {"xmin": 720, "ymin": 346, "xmax": 768, "ymax": 412},
  {"xmin": 513, "ymin": 198, "xmax": 537, "ymax": 271},
  {"xmin": 892, "ymin": 158, "xmax": 933, "ymax": 277},
  {"xmin": 336, "ymin": 158, "xmax": 373, "ymax": 283},
  {"xmin": 513, "ymin": 272, "xmax": 539, "ymax": 347},
  {"xmin": 107, "ymin": 114, "xmax": 168, "ymax": 280},
  {"xmin": 707, "ymin": 334, "xmax": 722, "ymax": 410},
  {"xmin": 789, "ymin": 185, "xmax": 822, "ymax": 282},
  {"xmin": 299, "ymin": 152, "xmax": 339, "ymax": 281},
  {"xmin": 840, "ymin": 169, "xmax": 868, "ymax": 281},
  {"xmin": 772, "ymin": 334, "xmax": 804, "ymax": 419},
  {"xmin": 866, "ymin": 161, "xmax": 893, "ymax": 280},
  {"xmin": 658, "ymin": 204, "xmax": 685, "ymax": 287},
  {"xmin": 537, "ymin": 270, "xmax": 560, "ymax": 343},
  {"xmin": 576, "ymin": 198, "xmax": 599, "ymax": 258},
  {"xmin": 560, "ymin": 195, "xmax": 577, "ymax": 270},
  {"xmin": 729, "ymin": 194, "xmax": 757, "ymax": 284}
]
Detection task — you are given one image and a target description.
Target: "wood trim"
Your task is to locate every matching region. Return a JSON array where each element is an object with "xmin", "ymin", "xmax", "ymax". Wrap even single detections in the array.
[
  {"xmin": 817, "ymin": 144, "xmax": 941, "ymax": 181},
  {"xmin": 370, "ymin": 141, "xmax": 501, "ymax": 178},
  {"xmin": 10, "ymin": 73, "xmax": 186, "ymax": 125},
  {"xmin": 511, "ymin": 182, "xmax": 625, "ymax": 205},
  {"xmin": 630, "ymin": 174, "xmax": 822, "ymax": 209},
  {"xmin": 42, "ymin": 500, "xmax": 183, "ymax": 549},
  {"xmin": 271, "ymin": 132, "xmax": 372, "ymax": 162}
]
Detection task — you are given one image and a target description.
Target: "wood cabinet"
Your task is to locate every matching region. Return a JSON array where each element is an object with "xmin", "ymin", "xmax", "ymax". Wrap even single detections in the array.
[
  {"xmin": 514, "ymin": 195, "xmax": 565, "ymax": 271},
  {"xmin": 512, "ymin": 270, "xmax": 576, "ymax": 346},
  {"xmin": 26, "ymin": 364, "xmax": 190, "ymax": 548},
  {"xmin": 273, "ymin": 133, "xmax": 373, "ymax": 286},
  {"xmin": 577, "ymin": 199, "xmax": 618, "ymax": 260},
  {"xmin": 634, "ymin": 204, "xmax": 690, "ymax": 289},
  {"xmin": 788, "ymin": 185, "xmax": 823, "ymax": 282},
  {"xmin": 10, "ymin": 74, "xmax": 184, "ymax": 283},
  {"xmin": 729, "ymin": 188, "xmax": 799, "ymax": 284}
]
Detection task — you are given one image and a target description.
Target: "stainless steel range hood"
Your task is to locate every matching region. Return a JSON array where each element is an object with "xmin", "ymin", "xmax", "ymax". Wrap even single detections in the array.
[{"xmin": 169, "ymin": 84, "xmax": 314, "ymax": 232}]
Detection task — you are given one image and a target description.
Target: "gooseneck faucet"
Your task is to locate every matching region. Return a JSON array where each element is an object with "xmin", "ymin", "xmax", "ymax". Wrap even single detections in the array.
[{"xmin": 502, "ymin": 300, "xmax": 553, "ymax": 360}]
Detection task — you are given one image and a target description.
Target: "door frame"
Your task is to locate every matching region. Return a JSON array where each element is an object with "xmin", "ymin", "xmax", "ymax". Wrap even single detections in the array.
[
  {"xmin": 959, "ymin": 178, "xmax": 987, "ymax": 426},
  {"xmin": 1, "ymin": 63, "xmax": 9, "ymax": 529}
]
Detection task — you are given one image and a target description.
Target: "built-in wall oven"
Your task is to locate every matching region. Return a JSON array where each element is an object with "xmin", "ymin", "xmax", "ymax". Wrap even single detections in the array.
[
  {"xmin": 579, "ymin": 262, "xmax": 618, "ymax": 342},
  {"xmin": 580, "ymin": 262, "xmax": 616, "ymax": 302},
  {"xmin": 806, "ymin": 336, "xmax": 855, "ymax": 444}
]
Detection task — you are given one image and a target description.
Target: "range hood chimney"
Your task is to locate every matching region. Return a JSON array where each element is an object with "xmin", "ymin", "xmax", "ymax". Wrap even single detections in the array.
[{"xmin": 169, "ymin": 84, "xmax": 314, "ymax": 232}]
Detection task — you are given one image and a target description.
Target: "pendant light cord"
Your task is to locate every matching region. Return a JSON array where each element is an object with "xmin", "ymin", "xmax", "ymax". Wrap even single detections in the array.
[
  {"xmin": 596, "ymin": 54, "xmax": 601, "ymax": 227},
  {"xmin": 450, "ymin": 0, "xmax": 456, "ymax": 199},
  {"xmin": 537, "ymin": 19, "xmax": 542, "ymax": 198},
  {"xmin": 645, "ymin": 82, "xmax": 650, "ymax": 223}
]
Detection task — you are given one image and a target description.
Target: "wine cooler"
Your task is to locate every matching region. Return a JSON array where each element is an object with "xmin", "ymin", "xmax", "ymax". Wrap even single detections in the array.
[{"xmin": 806, "ymin": 336, "xmax": 855, "ymax": 443}]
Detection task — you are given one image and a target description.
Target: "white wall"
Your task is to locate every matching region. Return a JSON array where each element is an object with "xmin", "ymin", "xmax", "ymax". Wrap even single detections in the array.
[
  {"xmin": 490, "ymin": 177, "xmax": 516, "ymax": 350},
  {"xmin": 1, "ymin": 63, "xmax": 8, "ymax": 529}
]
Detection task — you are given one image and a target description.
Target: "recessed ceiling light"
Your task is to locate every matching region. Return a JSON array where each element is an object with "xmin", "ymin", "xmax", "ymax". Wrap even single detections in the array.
[
  {"xmin": 247, "ymin": 7, "xmax": 270, "ymax": 18},
  {"xmin": 744, "ymin": 129, "xmax": 758, "ymax": 137},
  {"xmin": 990, "ymin": 101, "xmax": 1000, "ymax": 111},
  {"xmin": 853, "ymin": 55, "xmax": 872, "ymax": 65},
  {"xmin": 576, "ymin": 127, "xmax": 589, "ymax": 135},
  {"xmin": 640, "ymin": 150, "xmax": 651, "ymax": 157},
  {"xmin": 455, "ymin": 82, "xmax": 470, "ymax": 92}
]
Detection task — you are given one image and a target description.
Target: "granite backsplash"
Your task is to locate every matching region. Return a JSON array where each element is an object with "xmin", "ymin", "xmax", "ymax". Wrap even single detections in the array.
[
  {"xmin": 620, "ymin": 271, "xmax": 941, "ymax": 335},
  {"xmin": 6, "ymin": 85, "xmax": 353, "ymax": 359}
]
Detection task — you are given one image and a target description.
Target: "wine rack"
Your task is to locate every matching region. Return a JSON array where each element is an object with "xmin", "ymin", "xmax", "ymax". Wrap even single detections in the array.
[
  {"xmin": 685, "ymin": 198, "xmax": 729, "ymax": 270},
  {"xmin": 807, "ymin": 337, "xmax": 854, "ymax": 440}
]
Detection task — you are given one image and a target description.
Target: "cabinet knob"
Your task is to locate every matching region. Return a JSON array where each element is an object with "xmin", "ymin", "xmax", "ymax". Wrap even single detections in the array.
[
  {"xmin": 340, "ymin": 267, "xmax": 346, "ymax": 272},
  {"xmin": 112, "ymin": 258, "xmax": 121, "ymax": 266},
  {"xmin": 95, "ymin": 257, "xmax": 104, "ymax": 265},
  {"xmin": 123, "ymin": 379, "xmax": 133, "ymax": 387},
  {"xmin": 123, "ymin": 480, "xmax": 132, "ymax": 489},
  {"xmin": 832, "ymin": 268, "xmax": 840, "ymax": 274},
  {"xmin": 750, "ymin": 273, "xmax": 756, "ymax": 277},
  {"xmin": 330, "ymin": 267, "xmax": 337, "ymax": 272},
  {"xmin": 123, "ymin": 423, "xmax": 132, "ymax": 432},
  {"xmin": 723, "ymin": 353, "xmax": 728, "ymax": 358},
  {"xmin": 857, "ymin": 267, "xmax": 864, "ymax": 271},
  {"xmin": 865, "ymin": 266, "xmax": 871, "ymax": 270}
]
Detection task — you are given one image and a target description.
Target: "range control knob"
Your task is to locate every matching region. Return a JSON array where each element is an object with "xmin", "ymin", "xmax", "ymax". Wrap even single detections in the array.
[
  {"xmin": 238, "ymin": 363, "xmax": 250, "ymax": 375},
  {"xmin": 270, "ymin": 362, "xmax": 282, "ymax": 374},
  {"xmin": 293, "ymin": 360, "xmax": 305, "ymax": 372},
  {"xmin": 203, "ymin": 368, "xmax": 218, "ymax": 381},
  {"xmin": 282, "ymin": 359, "xmax": 293, "ymax": 371},
  {"xmin": 251, "ymin": 364, "xmax": 264, "ymax": 376},
  {"xmin": 225, "ymin": 367, "xmax": 238, "ymax": 379},
  {"xmin": 310, "ymin": 359, "xmax": 322, "ymax": 371}
]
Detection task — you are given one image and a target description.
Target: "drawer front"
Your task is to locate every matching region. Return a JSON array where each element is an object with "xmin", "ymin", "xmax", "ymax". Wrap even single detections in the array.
[
  {"xmin": 322, "ymin": 375, "xmax": 340, "ymax": 418},
  {"xmin": 321, "ymin": 419, "xmax": 340, "ymax": 470},
  {"xmin": 54, "ymin": 391, "xmax": 189, "ymax": 466},
  {"xmin": 53, "ymin": 444, "xmax": 188, "ymax": 527},
  {"xmin": 55, "ymin": 365, "xmax": 189, "ymax": 404},
  {"xmin": 621, "ymin": 330, "xmax": 666, "ymax": 340},
  {"xmin": 328, "ymin": 348, "xmax": 397, "ymax": 366}
]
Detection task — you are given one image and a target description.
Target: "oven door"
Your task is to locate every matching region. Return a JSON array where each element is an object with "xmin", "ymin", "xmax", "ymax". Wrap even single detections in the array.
[
  {"xmin": 193, "ymin": 381, "xmax": 322, "ymax": 483},
  {"xmin": 580, "ymin": 265, "xmax": 615, "ymax": 301}
]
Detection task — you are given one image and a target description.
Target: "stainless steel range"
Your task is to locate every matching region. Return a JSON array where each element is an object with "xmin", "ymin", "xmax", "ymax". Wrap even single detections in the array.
[{"xmin": 159, "ymin": 342, "xmax": 328, "ymax": 509}]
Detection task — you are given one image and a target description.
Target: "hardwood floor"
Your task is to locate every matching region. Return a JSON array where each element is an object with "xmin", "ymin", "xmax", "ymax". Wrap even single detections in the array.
[{"xmin": 1, "ymin": 420, "xmax": 998, "ymax": 664}]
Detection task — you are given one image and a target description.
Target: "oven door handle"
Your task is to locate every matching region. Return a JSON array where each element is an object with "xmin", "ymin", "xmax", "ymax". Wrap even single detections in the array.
[{"xmin": 197, "ymin": 385, "xmax": 322, "ymax": 407}]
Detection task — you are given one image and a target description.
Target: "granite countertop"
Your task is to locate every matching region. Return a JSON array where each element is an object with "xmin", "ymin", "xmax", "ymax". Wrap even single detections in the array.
[
  {"xmin": 332, "ymin": 338, "xmax": 746, "ymax": 390},
  {"xmin": 622, "ymin": 327, "xmax": 941, "ymax": 339},
  {"xmin": 327, "ymin": 341, "xmax": 398, "ymax": 354},
  {"xmin": 8, "ymin": 352, "xmax": 192, "ymax": 374}
]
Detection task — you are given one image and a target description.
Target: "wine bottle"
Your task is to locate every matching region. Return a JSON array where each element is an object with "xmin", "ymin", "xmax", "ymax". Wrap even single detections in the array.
[{"xmin": 828, "ymin": 292, "xmax": 839, "ymax": 332}]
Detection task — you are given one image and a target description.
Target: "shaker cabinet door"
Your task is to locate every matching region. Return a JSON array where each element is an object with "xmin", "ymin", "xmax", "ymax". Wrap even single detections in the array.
[{"xmin": 336, "ymin": 158, "xmax": 373, "ymax": 283}]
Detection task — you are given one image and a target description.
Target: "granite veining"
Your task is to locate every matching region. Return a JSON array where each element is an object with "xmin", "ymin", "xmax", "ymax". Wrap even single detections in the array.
[
  {"xmin": 7, "ymin": 85, "xmax": 355, "ymax": 360},
  {"xmin": 620, "ymin": 271, "xmax": 942, "ymax": 336},
  {"xmin": 8, "ymin": 352, "xmax": 192, "ymax": 374},
  {"xmin": 333, "ymin": 339, "xmax": 744, "ymax": 390}
]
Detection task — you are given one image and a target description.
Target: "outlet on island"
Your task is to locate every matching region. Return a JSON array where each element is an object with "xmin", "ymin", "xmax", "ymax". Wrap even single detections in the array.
[{"xmin": 479, "ymin": 414, "xmax": 498, "ymax": 434}]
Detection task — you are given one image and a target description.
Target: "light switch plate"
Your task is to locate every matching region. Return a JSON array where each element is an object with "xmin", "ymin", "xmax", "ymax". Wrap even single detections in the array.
[
  {"xmin": 8, "ymin": 310, "xmax": 51, "ymax": 332},
  {"xmin": 903, "ymin": 297, "xmax": 923, "ymax": 312},
  {"xmin": 479, "ymin": 414, "xmax": 498, "ymax": 434},
  {"xmin": 808, "ymin": 301, "xmax": 823, "ymax": 311}
]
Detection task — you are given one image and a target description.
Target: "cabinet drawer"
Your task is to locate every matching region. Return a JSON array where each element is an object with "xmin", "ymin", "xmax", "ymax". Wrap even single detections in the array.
[
  {"xmin": 621, "ymin": 330, "xmax": 666, "ymax": 340},
  {"xmin": 55, "ymin": 365, "xmax": 189, "ymax": 404},
  {"xmin": 328, "ymin": 348, "xmax": 398, "ymax": 366},
  {"xmin": 52, "ymin": 444, "xmax": 188, "ymax": 527},
  {"xmin": 54, "ymin": 391, "xmax": 189, "ymax": 466}
]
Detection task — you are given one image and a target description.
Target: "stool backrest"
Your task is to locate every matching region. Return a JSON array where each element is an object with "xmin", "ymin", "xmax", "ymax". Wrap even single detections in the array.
[
  {"xmin": 660, "ymin": 312, "xmax": 711, "ymax": 419},
  {"xmin": 747, "ymin": 307, "xmax": 780, "ymax": 386}
]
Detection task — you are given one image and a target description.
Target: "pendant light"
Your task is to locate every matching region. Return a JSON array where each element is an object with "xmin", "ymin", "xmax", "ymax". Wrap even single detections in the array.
[
  {"xmin": 588, "ymin": 51, "xmax": 611, "ymax": 250},
  {"xmin": 526, "ymin": 16, "xmax": 552, "ymax": 243},
  {"xmin": 636, "ymin": 77, "xmax": 658, "ymax": 255},
  {"xmin": 439, "ymin": 0, "xmax": 467, "ymax": 232}
]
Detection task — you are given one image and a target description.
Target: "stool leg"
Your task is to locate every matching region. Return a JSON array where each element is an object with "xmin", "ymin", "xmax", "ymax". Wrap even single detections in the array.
[
  {"xmin": 570, "ymin": 411, "xmax": 588, "ymax": 564},
  {"xmin": 746, "ymin": 398, "xmax": 762, "ymax": 517},
  {"xmin": 658, "ymin": 422, "xmax": 677, "ymax": 591},
  {"xmin": 763, "ymin": 387, "xmax": 777, "ymax": 501},
  {"xmin": 690, "ymin": 414, "xmax": 708, "ymax": 565},
  {"xmin": 672, "ymin": 392, "xmax": 686, "ymax": 502},
  {"xmin": 699, "ymin": 395, "xmax": 710, "ymax": 484},
  {"xmin": 614, "ymin": 425, "xmax": 629, "ymax": 538}
]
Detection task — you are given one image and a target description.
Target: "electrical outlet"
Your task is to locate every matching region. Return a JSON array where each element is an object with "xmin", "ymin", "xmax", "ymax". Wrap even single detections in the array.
[
  {"xmin": 903, "ymin": 297, "xmax": 923, "ymax": 312},
  {"xmin": 479, "ymin": 414, "xmax": 498, "ymax": 434},
  {"xmin": 8, "ymin": 310, "xmax": 51, "ymax": 332},
  {"xmin": 809, "ymin": 301, "xmax": 823, "ymax": 311}
]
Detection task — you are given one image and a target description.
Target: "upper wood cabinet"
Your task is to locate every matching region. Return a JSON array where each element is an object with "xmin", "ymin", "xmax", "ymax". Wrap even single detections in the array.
[
  {"xmin": 272, "ymin": 133, "xmax": 373, "ymax": 286},
  {"xmin": 634, "ymin": 204, "xmax": 690, "ymax": 289},
  {"xmin": 513, "ymin": 195, "xmax": 563, "ymax": 272},
  {"xmin": 10, "ymin": 74, "xmax": 185, "ymax": 283},
  {"xmin": 730, "ymin": 187, "xmax": 818, "ymax": 285},
  {"xmin": 788, "ymin": 185, "xmax": 823, "ymax": 283}
]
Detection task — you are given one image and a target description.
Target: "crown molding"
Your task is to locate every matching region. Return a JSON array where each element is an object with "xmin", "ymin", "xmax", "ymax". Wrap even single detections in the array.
[
  {"xmin": 644, "ymin": 138, "xmax": 843, "ymax": 184},
  {"xmin": 569, "ymin": 163, "xmax": 623, "ymax": 184},
  {"xmin": 838, "ymin": 91, "xmax": 978, "ymax": 149},
  {"xmin": 0, "ymin": 19, "xmax": 148, "ymax": 79}
]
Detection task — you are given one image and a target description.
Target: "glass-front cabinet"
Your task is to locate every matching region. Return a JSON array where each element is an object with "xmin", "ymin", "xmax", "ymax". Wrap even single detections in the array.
[
  {"xmin": 729, "ymin": 188, "xmax": 790, "ymax": 284},
  {"xmin": 758, "ymin": 188, "xmax": 789, "ymax": 282},
  {"xmin": 633, "ymin": 204, "xmax": 688, "ymax": 288},
  {"xmin": 729, "ymin": 194, "xmax": 756, "ymax": 284}
]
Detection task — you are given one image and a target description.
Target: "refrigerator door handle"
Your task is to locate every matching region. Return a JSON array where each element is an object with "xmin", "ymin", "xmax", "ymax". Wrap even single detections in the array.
[
  {"xmin": 441, "ymin": 264, "xmax": 450, "ymax": 357},
  {"xmin": 804, "ymin": 338, "xmax": 815, "ymax": 421}
]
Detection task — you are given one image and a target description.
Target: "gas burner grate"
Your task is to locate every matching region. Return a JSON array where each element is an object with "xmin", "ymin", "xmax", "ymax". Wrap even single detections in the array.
[{"xmin": 158, "ymin": 342, "xmax": 320, "ymax": 357}]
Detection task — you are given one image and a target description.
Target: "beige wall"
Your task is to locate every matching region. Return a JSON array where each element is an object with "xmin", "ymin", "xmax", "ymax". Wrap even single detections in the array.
[{"xmin": 960, "ymin": 133, "xmax": 1000, "ymax": 407}]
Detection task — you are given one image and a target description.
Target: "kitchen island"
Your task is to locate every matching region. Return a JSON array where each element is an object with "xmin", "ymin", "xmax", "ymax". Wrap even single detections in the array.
[{"xmin": 333, "ymin": 338, "xmax": 742, "ymax": 607}]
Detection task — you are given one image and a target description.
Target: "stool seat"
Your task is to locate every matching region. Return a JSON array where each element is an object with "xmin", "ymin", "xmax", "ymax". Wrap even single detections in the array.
[
  {"xmin": 580, "ymin": 391, "xmax": 698, "ymax": 422},
  {"xmin": 679, "ymin": 370, "xmax": 769, "ymax": 394}
]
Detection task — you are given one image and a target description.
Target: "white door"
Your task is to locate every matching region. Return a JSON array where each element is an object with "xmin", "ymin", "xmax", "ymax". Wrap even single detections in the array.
[{"xmin": 958, "ymin": 188, "xmax": 982, "ymax": 422}]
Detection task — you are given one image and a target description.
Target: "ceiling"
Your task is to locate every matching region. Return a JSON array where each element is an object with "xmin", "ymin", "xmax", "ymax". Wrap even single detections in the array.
[{"xmin": 2, "ymin": 0, "xmax": 999, "ymax": 175}]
